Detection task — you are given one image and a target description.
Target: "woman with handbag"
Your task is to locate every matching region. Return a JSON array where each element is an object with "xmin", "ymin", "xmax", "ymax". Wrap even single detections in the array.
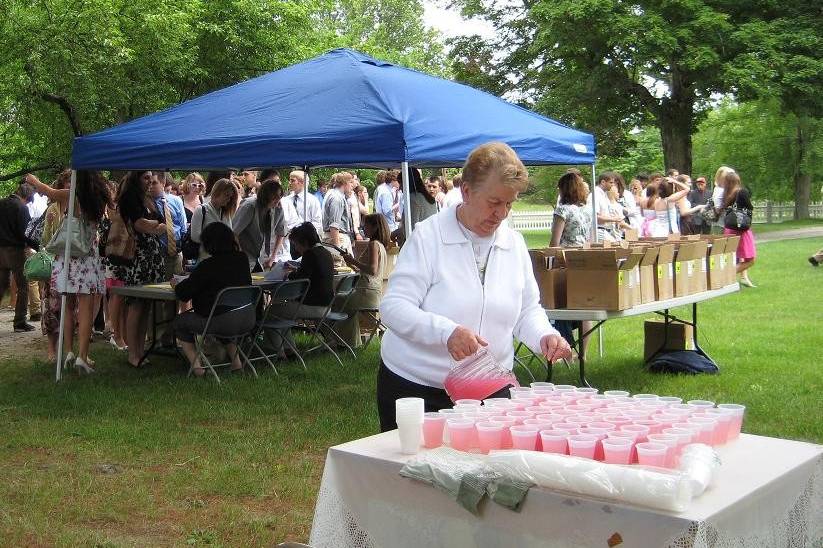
[
  {"xmin": 117, "ymin": 171, "xmax": 167, "ymax": 367},
  {"xmin": 25, "ymin": 171, "xmax": 110, "ymax": 374},
  {"xmin": 721, "ymin": 171, "xmax": 757, "ymax": 287}
]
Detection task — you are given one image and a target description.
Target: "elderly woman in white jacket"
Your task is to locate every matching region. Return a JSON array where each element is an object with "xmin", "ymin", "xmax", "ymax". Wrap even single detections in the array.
[{"xmin": 377, "ymin": 142, "xmax": 572, "ymax": 431}]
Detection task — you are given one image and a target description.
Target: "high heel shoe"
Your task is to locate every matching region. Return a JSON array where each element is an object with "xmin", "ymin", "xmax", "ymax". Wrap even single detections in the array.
[
  {"xmin": 109, "ymin": 335, "xmax": 127, "ymax": 351},
  {"xmin": 63, "ymin": 352, "xmax": 75, "ymax": 371},
  {"xmin": 75, "ymin": 356, "xmax": 96, "ymax": 375}
]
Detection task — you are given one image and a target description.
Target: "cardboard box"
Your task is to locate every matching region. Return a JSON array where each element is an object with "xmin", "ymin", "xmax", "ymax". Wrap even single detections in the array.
[
  {"xmin": 701, "ymin": 236, "xmax": 729, "ymax": 290},
  {"xmin": 689, "ymin": 240, "xmax": 709, "ymax": 294},
  {"xmin": 529, "ymin": 248, "xmax": 567, "ymax": 309},
  {"xmin": 654, "ymin": 244, "xmax": 675, "ymax": 301},
  {"xmin": 672, "ymin": 241, "xmax": 707, "ymax": 297},
  {"xmin": 624, "ymin": 228, "xmax": 639, "ymax": 241},
  {"xmin": 637, "ymin": 246, "xmax": 660, "ymax": 304},
  {"xmin": 564, "ymin": 248, "xmax": 643, "ymax": 310},
  {"xmin": 644, "ymin": 320, "xmax": 693, "ymax": 361},
  {"xmin": 724, "ymin": 235, "xmax": 740, "ymax": 286}
]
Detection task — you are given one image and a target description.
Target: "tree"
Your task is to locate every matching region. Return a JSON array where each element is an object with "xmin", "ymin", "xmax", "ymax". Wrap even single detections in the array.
[{"xmin": 448, "ymin": 0, "xmax": 819, "ymax": 176}]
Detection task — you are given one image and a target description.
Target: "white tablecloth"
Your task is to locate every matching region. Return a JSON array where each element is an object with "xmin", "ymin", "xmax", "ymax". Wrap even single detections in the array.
[{"xmin": 310, "ymin": 432, "xmax": 822, "ymax": 548}]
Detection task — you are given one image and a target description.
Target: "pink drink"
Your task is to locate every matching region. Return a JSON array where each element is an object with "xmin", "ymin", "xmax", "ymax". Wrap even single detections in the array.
[
  {"xmin": 482, "ymin": 397, "xmax": 511, "ymax": 407},
  {"xmin": 703, "ymin": 408, "xmax": 733, "ymax": 444},
  {"xmin": 688, "ymin": 417, "xmax": 717, "ymax": 445},
  {"xmin": 523, "ymin": 419, "xmax": 554, "ymax": 432},
  {"xmin": 491, "ymin": 417, "xmax": 517, "ymax": 448},
  {"xmin": 658, "ymin": 396, "xmax": 682, "ymax": 406},
  {"xmin": 445, "ymin": 373, "xmax": 516, "ymax": 402},
  {"xmin": 603, "ymin": 390, "xmax": 630, "ymax": 398},
  {"xmin": 525, "ymin": 406, "xmax": 546, "ymax": 415},
  {"xmin": 663, "ymin": 427, "xmax": 693, "ymax": 462},
  {"xmin": 447, "ymin": 419, "xmax": 475, "ymax": 451},
  {"xmin": 672, "ymin": 423, "xmax": 701, "ymax": 444},
  {"xmin": 603, "ymin": 416, "xmax": 632, "ymax": 428},
  {"xmin": 636, "ymin": 442, "xmax": 667, "ymax": 467},
  {"xmin": 647, "ymin": 433, "xmax": 679, "ymax": 468},
  {"xmin": 567, "ymin": 434, "xmax": 598, "ymax": 459},
  {"xmin": 608, "ymin": 430, "xmax": 639, "ymax": 463},
  {"xmin": 422, "ymin": 413, "xmax": 446, "ymax": 448},
  {"xmin": 588, "ymin": 421, "xmax": 616, "ymax": 432},
  {"xmin": 535, "ymin": 413, "xmax": 562, "ymax": 423},
  {"xmin": 475, "ymin": 422, "xmax": 504, "ymax": 454},
  {"xmin": 620, "ymin": 424, "xmax": 651, "ymax": 443},
  {"xmin": 602, "ymin": 437, "xmax": 633, "ymax": 464},
  {"xmin": 579, "ymin": 427, "xmax": 610, "ymax": 460},
  {"xmin": 554, "ymin": 422, "xmax": 580, "ymax": 434},
  {"xmin": 510, "ymin": 425, "xmax": 539, "ymax": 450},
  {"xmin": 539, "ymin": 430, "xmax": 568, "ymax": 454},
  {"xmin": 687, "ymin": 399, "xmax": 716, "ymax": 409},
  {"xmin": 506, "ymin": 410, "xmax": 532, "ymax": 424},
  {"xmin": 717, "ymin": 404, "xmax": 746, "ymax": 440},
  {"xmin": 635, "ymin": 419, "xmax": 663, "ymax": 435}
]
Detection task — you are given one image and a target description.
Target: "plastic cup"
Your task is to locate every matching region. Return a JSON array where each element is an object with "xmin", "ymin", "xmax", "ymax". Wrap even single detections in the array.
[
  {"xmin": 603, "ymin": 416, "xmax": 632, "ymax": 428},
  {"xmin": 506, "ymin": 410, "xmax": 532, "ymax": 424},
  {"xmin": 447, "ymin": 418, "xmax": 476, "ymax": 451},
  {"xmin": 455, "ymin": 399, "xmax": 483, "ymax": 407},
  {"xmin": 491, "ymin": 417, "xmax": 517, "ymax": 448},
  {"xmin": 687, "ymin": 399, "xmax": 716, "ymax": 409},
  {"xmin": 669, "ymin": 404, "xmax": 697, "ymax": 416},
  {"xmin": 634, "ymin": 419, "xmax": 664, "ymax": 435},
  {"xmin": 703, "ymin": 408, "xmax": 734, "ymax": 444},
  {"xmin": 632, "ymin": 393, "xmax": 659, "ymax": 401},
  {"xmin": 422, "ymin": 412, "xmax": 446, "ymax": 449},
  {"xmin": 553, "ymin": 422, "xmax": 580, "ymax": 435},
  {"xmin": 620, "ymin": 424, "xmax": 651, "ymax": 443},
  {"xmin": 717, "ymin": 404, "xmax": 746, "ymax": 440},
  {"xmin": 539, "ymin": 399, "xmax": 565, "ymax": 410},
  {"xmin": 636, "ymin": 442, "xmax": 668, "ymax": 467},
  {"xmin": 567, "ymin": 434, "xmax": 598, "ymax": 459},
  {"xmin": 672, "ymin": 423, "xmax": 702, "ymax": 443},
  {"xmin": 397, "ymin": 422, "xmax": 422, "ymax": 454},
  {"xmin": 658, "ymin": 396, "xmax": 683, "ymax": 406},
  {"xmin": 525, "ymin": 406, "xmax": 547, "ymax": 415},
  {"xmin": 602, "ymin": 437, "xmax": 633, "ymax": 465},
  {"xmin": 482, "ymin": 397, "xmax": 511, "ymax": 407},
  {"xmin": 575, "ymin": 387, "xmax": 599, "ymax": 396},
  {"xmin": 553, "ymin": 384, "xmax": 577, "ymax": 392},
  {"xmin": 638, "ymin": 400, "xmax": 670, "ymax": 410},
  {"xmin": 395, "ymin": 398, "xmax": 424, "ymax": 454},
  {"xmin": 539, "ymin": 430, "xmax": 569, "ymax": 454},
  {"xmin": 475, "ymin": 421, "xmax": 505, "ymax": 454},
  {"xmin": 509, "ymin": 386, "xmax": 533, "ymax": 398},
  {"xmin": 531, "ymin": 382, "xmax": 554, "ymax": 390},
  {"xmin": 663, "ymin": 427, "xmax": 694, "ymax": 459},
  {"xmin": 535, "ymin": 413, "xmax": 562, "ymax": 423},
  {"xmin": 510, "ymin": 425, "xmax": 540, "ymax": 450},
  {"xmin": 687, "ymin": 416, "xmax": 718, "ymax": 445},
  {"xmin": 603, "ymin": 390, "xmax": 630, "ymax": 398},
  {"xmin": 523, "ymin": 418, "xmax": 554, "ymax": 432},
  {"xmin": 647, "ymin": 433, "xmax": 679, "ymax": 468},
  {"xmin": 579, "ymin": 427, "xmax": 610, "ymax": 460},
  {"xmin": 588, "ymin": 421, "xmax": 616, "ymax": 431}
]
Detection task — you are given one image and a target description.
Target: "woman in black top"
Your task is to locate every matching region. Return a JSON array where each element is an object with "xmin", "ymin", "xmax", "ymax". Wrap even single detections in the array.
[
  {"xmin": 721, "ymin": 171, "xmax": 757, "ymax": 287},
  {"xmin": 172, "ymin": 222, "xmax": 252, "ymax": 376},
  {"xmin": 117, "ymin": 171, "xmax": 167, "ymax": 367},
  {"xmin": 264, "ymin": 223, "xmax": 335, "ymax": 357}
]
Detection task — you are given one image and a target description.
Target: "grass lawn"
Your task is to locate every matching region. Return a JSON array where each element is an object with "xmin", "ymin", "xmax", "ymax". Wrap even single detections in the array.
[{"xmin": 0, "ymin": 238, "xmax": 821, "ymax": 545}]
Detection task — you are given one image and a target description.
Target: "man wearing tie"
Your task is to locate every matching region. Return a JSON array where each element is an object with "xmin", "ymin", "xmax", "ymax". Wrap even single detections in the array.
[
  {"xmin": 286, "ymin": 170, "xmax": 323, "ymax": 236},
  {"xmin": 150, "ymin": 173, "xmax": 187, "ymax": 346}
]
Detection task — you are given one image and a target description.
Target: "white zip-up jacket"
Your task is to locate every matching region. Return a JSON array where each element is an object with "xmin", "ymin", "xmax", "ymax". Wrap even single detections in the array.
[{"xmin": 380, "ymin": 205, "xmax": 556, "ymax": 388}]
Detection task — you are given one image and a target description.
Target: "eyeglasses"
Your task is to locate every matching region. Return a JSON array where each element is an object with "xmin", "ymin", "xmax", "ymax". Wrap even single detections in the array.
[{"xmin": 191, "ymin": 182, "xmax": 204, "ymax": 187}]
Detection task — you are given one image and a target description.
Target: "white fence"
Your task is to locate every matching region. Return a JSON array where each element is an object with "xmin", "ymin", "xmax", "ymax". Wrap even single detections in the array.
[{"xmin": 509, "ymin": 202, "xmax": 823, "ymax": 231}]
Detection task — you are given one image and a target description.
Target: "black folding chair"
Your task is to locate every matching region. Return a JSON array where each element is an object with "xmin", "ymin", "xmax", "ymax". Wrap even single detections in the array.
[
  {"xmin": 245, "ymin": 279, "xmax": 311, "ymax": 374},
  {"xmin": 190, "ymin": 285, "xmax": 262, "ymax": 383},
  {"xmin": 301, "ymin": 273, "xmax": 360, "ymax": 366}
]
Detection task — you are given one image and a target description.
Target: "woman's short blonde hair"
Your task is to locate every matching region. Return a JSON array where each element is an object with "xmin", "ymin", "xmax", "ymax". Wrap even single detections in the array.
[
  {"xmin": 714, "ymin": 166, "xmax": 733, "ymax": 188},
  {"xmin": 462, "ymin": 142, "xmax": 528, "ymax": 192},
  {"xmin": 181, "ymin": 172, "xmax": 204, "ymax": 195}
]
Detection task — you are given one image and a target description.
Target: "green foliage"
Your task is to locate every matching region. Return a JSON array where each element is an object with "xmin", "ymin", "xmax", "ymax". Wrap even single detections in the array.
[
  {"xmin": 693, "ymin": 100, "xmax": 823, "ymax": 201},
  {"xmin": 0, "ymin": 0, "xmax": 445, "ymax": 182},
  {"xmin": 597, "ymin": 127, "xmax": 665, "ymax": 182}
]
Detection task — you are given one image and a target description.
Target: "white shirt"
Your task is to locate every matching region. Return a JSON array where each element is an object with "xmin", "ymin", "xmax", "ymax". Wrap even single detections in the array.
[
  {"xmin": 442, "ymin": 186, "xmax": 463, "ymax": 208},
  {"xmin": 287, "ymin": 190, "xmax": 323, "ymax": 236},
  {"xmin": 380, "ymin": 205, "xmax": 557, "ymax": 388},
  {"xmin": 712, "ymin": 185, "xmax": 725, "ymax": 209}
]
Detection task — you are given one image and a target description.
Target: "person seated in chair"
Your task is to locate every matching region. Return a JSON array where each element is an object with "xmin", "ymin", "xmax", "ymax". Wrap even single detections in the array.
[
  {"xmin": 265, "ymin": 222, "xmax": 336, "ymax": 356},
  {"xmin": 171, "ymin": 222, "xmax": 252, "ymax": 376}
]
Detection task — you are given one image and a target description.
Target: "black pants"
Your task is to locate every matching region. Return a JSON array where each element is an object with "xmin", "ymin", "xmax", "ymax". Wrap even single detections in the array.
[
  {"xmin": 376, "ymin": 360, "xmax": 512, "ymax": 432},
  {"xmin": 0, "ymin": 246, "xmax": 28, "ymax": 326}
]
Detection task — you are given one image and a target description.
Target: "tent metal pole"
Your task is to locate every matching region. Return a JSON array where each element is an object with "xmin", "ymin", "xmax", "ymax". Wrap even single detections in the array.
[
  {"xmin": 303, "ymin": 166, "xmax": 309, "ymax": 221},
  {"xmin": 55, "ymin": 169, "xmax": 78, "ymax": 382},
  {"xmin": 401, "ymin": 162, "xmax": 412, "ymax": 237},
  {"xmin": 590, "ymin": 164, "xmax": 598, "ymax": 243}
]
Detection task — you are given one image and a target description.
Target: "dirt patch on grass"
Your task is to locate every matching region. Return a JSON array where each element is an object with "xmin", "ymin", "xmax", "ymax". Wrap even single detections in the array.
[{"xmin": 0, "ymin": 308, "xmax": 48, "ymax": 362}]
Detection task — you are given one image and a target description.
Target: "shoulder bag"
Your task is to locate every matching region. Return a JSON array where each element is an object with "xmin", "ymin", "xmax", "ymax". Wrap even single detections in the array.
[
  {"xmin": 105, "ymin": 207, "xmax": 136, "ymax": 265},
  {"xmin": 181, "ymin": 205, "xmax": 205, "ymax": 261},
  {"xmin": 723, "ymin": 204, "xmax": 751, "ymax": 231},
  {"xmin": 23, "ymin": 249, "xmax": 53, "ymax": 281},
  {"xmin": 45, "ymin": 213, "xmax": 93, "ymax": 257}
]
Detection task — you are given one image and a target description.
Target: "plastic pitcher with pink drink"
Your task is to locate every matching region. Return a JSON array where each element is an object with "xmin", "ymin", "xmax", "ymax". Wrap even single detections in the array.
[{"xmin": 444, "ymin": 348, "xmax": 519, "ymax": 402}]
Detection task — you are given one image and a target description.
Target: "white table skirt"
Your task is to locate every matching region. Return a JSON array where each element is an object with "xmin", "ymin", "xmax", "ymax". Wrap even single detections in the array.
[{"xmin": 310, "ymin": 432, "xmax": 822, "ymax": 548}]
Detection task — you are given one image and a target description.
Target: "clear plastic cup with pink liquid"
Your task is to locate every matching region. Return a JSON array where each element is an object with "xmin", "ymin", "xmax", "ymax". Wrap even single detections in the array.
[
  {"xmin": 634, "ymin": 419, "xmax": 664, "ymax": 435},
  {"xmin": 490, "ymin": 416, "xmax": 517, "ymax": 448},
  {"xmin": 539, "ymin": 429, "xmax": 569, "ymax": 454},
  {"xmin": 422, "ymin": 412, "xmax": 446, "ymax": 449},
  {"xmin": 475, "ymin": 421, "xmax": 505, "ymax": 454},
  {"xmin": 602, "ymin": 437, "xmax": 633, "ymax": 465},
  {"xmin": 687, "ymin": 399, "xmax": 716, "ymax": 409},
  {"xmin": 687, "ymin": 416, "xmax": 718, "ymax": 445},
  {"xmin": 530, "ymin": 382, "xmax": 554, "ymax": 391},
  {"xmin": 702, "ymin": 408, "xmax": 734, "ymax": 444},
  {"xmin": 672, "ymin": 423, "xmax": 701, "ymax": 444},
  {"xmin": 575, "ymin": 387, "xmax": 599, "ymax": 396},
  {"xmin": 482, "ymin": 397, "xmax": 511, "ymax": 408},
  {"xmin": 510, "ymin": 387, "xmax": 533, "ymax": 398},
  {"xmin": 553, "ymin": 384, "xmax": 577, "ymax": 393},
  {"xmin": 632, "ymin": 393, "xmax": 659, "ymax": 401},
  {"xmin": 647, "ymin": 433, "xmax": 679, "ymax": 468},
  {"xmin": 567, "ymin": 433, "xmax": 598, "ymax": 459},
  {"xmin": 620, "ymin": 424, "xmax": 651, "ymax": 443},
  {"xmin": 510, "ymin": 425, "xmax": 540, "ymax": 450},
  {"xmin": 603, "ymin": 390, "xmax": 630, "ymax": 398},
  {"xmin": 579, "ymin": 426, "xmax": 610, "ymax": 460},
  {"xmin": 506, "ymin": 410, "xmax": 532, "ymax": 424},
  {"xmin": 446, "ymin": 418, "xmax": 476, "ymax": 451},
  {"xmin": 554, "ymin": 422, "xmax": 580, "ymax": 435},
  {"xmin": 636, "ymin": 442, "xmax": 668, "ymax": 467},
  {"xmin": 658, "ymin": 396, "xmax": 683, "ymax": 406},
  {"xmin": 717, "ymin": 404, "xmax": 746, "ymax": 440},
  {"xmin": 663, "ymin": 427, "xmax": 694, "ymax": 459}
]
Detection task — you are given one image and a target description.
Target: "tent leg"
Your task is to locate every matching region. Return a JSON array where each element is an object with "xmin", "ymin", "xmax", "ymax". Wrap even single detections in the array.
[
  {"xmin": 55, "ymin": 169, "xmax": 78, "ymax": 382},
  {"xmin": 590, "ymin": 164, "xmax": 597, "ymax": 243},
  {"xmin": 303, "ymin": 166, "xmax": 310, "ymax": 221},
  {"xmin": 401, "ymin": 162, "xmax": 412, "ymax": 237}
]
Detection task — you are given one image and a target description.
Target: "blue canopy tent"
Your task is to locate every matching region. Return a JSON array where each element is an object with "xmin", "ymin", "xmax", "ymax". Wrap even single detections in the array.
[{"xmin": 56, "ymin": 48, "xmax": 597, "ymax": 382}]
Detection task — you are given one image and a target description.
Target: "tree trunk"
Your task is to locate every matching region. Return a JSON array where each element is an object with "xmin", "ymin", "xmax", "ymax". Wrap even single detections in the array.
[
  {"xmin": 657, "ymin": 69, "xmax": 694, "ymax": 174},
  {"xmin": 793, "ymin": 114, "xmax": 811, "ymax": 220}
]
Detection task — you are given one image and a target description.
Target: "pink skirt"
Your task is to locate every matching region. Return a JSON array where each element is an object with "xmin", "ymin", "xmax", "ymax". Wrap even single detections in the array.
[{"xmin": 724, "ymin": 228, "xmax": 756, "ymax": 261}]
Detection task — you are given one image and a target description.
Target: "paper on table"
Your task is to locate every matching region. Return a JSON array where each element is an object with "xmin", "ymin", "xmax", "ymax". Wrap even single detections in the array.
[
  {"xmin": 265, "ymin": 261, "xmax": 289, "ymax": 281},
  {"xmin": 172, "ymin": 274, "xmax": 189, "ymax": 284}
]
